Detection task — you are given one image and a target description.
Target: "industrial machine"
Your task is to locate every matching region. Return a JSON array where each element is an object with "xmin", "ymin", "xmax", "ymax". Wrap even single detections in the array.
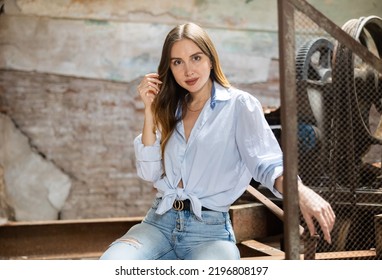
[{"xmin": 294, "ymin": 15, "xmax": 382, "ymax": 253}]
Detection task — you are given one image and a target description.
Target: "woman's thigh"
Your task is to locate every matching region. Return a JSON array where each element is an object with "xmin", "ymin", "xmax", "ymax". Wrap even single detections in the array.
[
  {"xmin": 184, "ymin": 240, "xmax": 240, "ymax": 260},
  {"xmin": 99, "ymin": 222, "xmax": 176, "ymax": 260}
]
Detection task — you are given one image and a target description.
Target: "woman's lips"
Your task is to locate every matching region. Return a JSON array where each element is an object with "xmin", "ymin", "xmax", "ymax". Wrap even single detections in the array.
[{"xmin": 185, "ymin": 78, "xmax": 198, "ymax": 86}]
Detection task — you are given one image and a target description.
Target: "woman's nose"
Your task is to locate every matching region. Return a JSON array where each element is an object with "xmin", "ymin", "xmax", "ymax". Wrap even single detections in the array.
[{"xmin": 184, "ymin": 63, "xmax": 194, "ymax": 77}]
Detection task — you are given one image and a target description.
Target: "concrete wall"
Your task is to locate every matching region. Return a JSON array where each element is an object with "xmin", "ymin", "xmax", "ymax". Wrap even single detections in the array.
[{"xmin": 0, "ymin": 0, "xmax": 381, "ymax": 220}]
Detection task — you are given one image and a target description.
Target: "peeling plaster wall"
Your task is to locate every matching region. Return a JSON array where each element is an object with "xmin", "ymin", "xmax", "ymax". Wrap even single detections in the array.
[
  {"xmin": 0, "ymin": 1, "xmax": 281, "ymax": 84},
  {"xmin": 0, "ymin": 0, "xmax": 381, "ymax": 220},
  {"xmin": 0, "ymin": 113, "xmax": 71, "ymax": 221}
]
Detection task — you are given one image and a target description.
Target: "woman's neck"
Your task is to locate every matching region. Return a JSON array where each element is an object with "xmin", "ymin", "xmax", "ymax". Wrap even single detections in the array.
[{"xmin": 187, "ymin": 79, "xmax": 212, "ymax": 105}]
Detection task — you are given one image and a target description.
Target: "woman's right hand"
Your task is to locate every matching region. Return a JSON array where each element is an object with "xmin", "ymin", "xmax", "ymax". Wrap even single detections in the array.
[
  {"xmin": 137, "ymin": 73, "xmax": 162, "ymax": 109},
  {"xmin": 138, "ymin": 73, "xmax": 162, "ymax": 146}
]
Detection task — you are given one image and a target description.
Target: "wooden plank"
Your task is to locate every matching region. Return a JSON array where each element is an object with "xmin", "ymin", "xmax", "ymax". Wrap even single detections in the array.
[
  {"xmin": 245, "ymin": 186, "xmax": 284, "ymax": 221},
  {"xmin": 241, "ymin": 239, "xmax": 284, "ymax": 256},
  {"xmin": 241, "ymin": 249, "xmax": 376, "ymax": 260},
  {"xmin": 314, "ymin": 250, "xmax": 376, "ymax": 260},
  {"xmin": 246, "ymin": 185, "xmax": 305, "ymax": 235}
]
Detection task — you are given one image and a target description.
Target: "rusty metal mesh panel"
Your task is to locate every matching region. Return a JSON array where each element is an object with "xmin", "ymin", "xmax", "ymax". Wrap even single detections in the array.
[{"xmin": 291, "ymin": 10, "xmax": 382, "ymax": 259}]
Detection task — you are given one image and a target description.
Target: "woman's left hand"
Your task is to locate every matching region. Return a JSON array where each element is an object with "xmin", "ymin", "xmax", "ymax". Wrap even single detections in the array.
[{"xmin": 298, "ymin": 183, "xmax": 336, "ymax": 244}]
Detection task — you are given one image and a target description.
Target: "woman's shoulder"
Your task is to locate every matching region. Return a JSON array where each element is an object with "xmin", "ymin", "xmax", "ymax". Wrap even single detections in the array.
[
  {"xmin": 227, "ymin": 86, "xmax": 261, "ymax": 107},
  {"xmin": 213, "ymin": 82, "xmax": 262, "ymax": 113},
  {"xmin": 215, "ymin": 82, "xmax": 256, "ymax": 102}
]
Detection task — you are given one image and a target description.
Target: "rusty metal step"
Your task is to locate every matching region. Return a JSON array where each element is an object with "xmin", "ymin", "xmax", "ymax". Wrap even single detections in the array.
[{"xmin": 0, "ymin": 217, "xmax": 142, "ymax": 260}]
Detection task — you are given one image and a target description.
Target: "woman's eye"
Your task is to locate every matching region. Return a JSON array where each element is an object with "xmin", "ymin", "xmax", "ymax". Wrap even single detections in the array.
[
  {"xmin": 173, "ymin": 59, "xmax": 182, "ymax": 66},
  {"xmin": 192, "ymin": 55, "xmax": 201, "ymax": 61}
]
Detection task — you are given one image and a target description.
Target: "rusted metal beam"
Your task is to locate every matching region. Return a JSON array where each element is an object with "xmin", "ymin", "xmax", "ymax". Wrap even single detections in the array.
[
  {"xmin": 302, "ymin": 230, "xmax": 320, "ymax": 260},
  {"xmin": 375, "ymin": 214, "xmax": 382, "ymax": 260},
  {"xmin": 0, "ymin": 217, "xmax": 142, "ymax": 260},
  {"xmin": 277, "ymin": 0, "xmax": 301, "ymax": 260}
]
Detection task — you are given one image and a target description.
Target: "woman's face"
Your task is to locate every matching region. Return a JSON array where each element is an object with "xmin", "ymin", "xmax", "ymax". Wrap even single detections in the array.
[{"xmin": 169, "ymin": 39, "xmax": 212, "ymax": 95}]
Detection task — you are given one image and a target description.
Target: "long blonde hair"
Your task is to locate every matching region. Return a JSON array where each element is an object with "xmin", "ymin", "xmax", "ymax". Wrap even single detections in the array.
[{"xmin": 153, "ymin": 22, "xmax": 230, "ymax": 162}]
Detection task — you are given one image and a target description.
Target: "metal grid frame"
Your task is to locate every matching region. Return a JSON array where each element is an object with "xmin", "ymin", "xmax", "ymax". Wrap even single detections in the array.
[{"xmin": 278, "ymin": 0, "xmax": 382, "ymax": 260}]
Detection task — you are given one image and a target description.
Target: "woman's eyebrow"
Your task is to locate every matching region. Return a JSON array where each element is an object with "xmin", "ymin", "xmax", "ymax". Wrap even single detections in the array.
[
  {"xmin": 170, "ymin": 51, "xmax": 204, "ymax": 60},
  {"xmin": 190, "ymin": 51, "xmax": 204, "ymax": 57}
]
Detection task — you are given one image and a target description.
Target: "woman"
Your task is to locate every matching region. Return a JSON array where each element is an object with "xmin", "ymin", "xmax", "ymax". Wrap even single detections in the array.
[{"xmin": 100, "ymin": 22, "xmax": 335, "ymax": 260}]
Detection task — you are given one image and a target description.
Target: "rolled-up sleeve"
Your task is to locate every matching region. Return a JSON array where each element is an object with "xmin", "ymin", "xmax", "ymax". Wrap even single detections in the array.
[
  {"xmin": 134, "ymin": 134, "xmax": 163, "ymax": 182},
  {"xmin": 235, "ymin": 94, "xmax": 284, "ymax": 198}
]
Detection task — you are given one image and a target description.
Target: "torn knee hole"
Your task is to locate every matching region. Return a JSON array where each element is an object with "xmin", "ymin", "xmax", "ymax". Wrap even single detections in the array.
[{"xmin": 113, "ymin": 237, "xmax": 142, "ymax": 249}]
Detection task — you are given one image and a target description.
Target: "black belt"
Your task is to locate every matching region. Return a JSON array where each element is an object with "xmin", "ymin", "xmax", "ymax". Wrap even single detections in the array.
[{"xmin": 172, "ymin": 199, "xmax": 212, "ymax": 211}]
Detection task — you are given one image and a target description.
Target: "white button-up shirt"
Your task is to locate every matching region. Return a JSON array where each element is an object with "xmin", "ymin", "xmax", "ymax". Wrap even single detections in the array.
[{"xmin": 134, "ymin": 81, "xmax": 283, "ymax": 219}]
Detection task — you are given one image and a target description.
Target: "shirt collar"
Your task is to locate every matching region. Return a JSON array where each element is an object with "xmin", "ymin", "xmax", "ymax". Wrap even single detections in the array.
[
  {"xmin": 213, "ymin": 81, "xmax": 233, "ymax": 103},
  {"xmin": 211, "ymin": 81, "xmax": 233, "ymax": 109}
]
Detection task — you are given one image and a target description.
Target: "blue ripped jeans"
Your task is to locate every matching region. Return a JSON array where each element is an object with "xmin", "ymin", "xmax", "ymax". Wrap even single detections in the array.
[{"xmin": 99, "ymin": 198, "xmax": 240, "ymax": 260}]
